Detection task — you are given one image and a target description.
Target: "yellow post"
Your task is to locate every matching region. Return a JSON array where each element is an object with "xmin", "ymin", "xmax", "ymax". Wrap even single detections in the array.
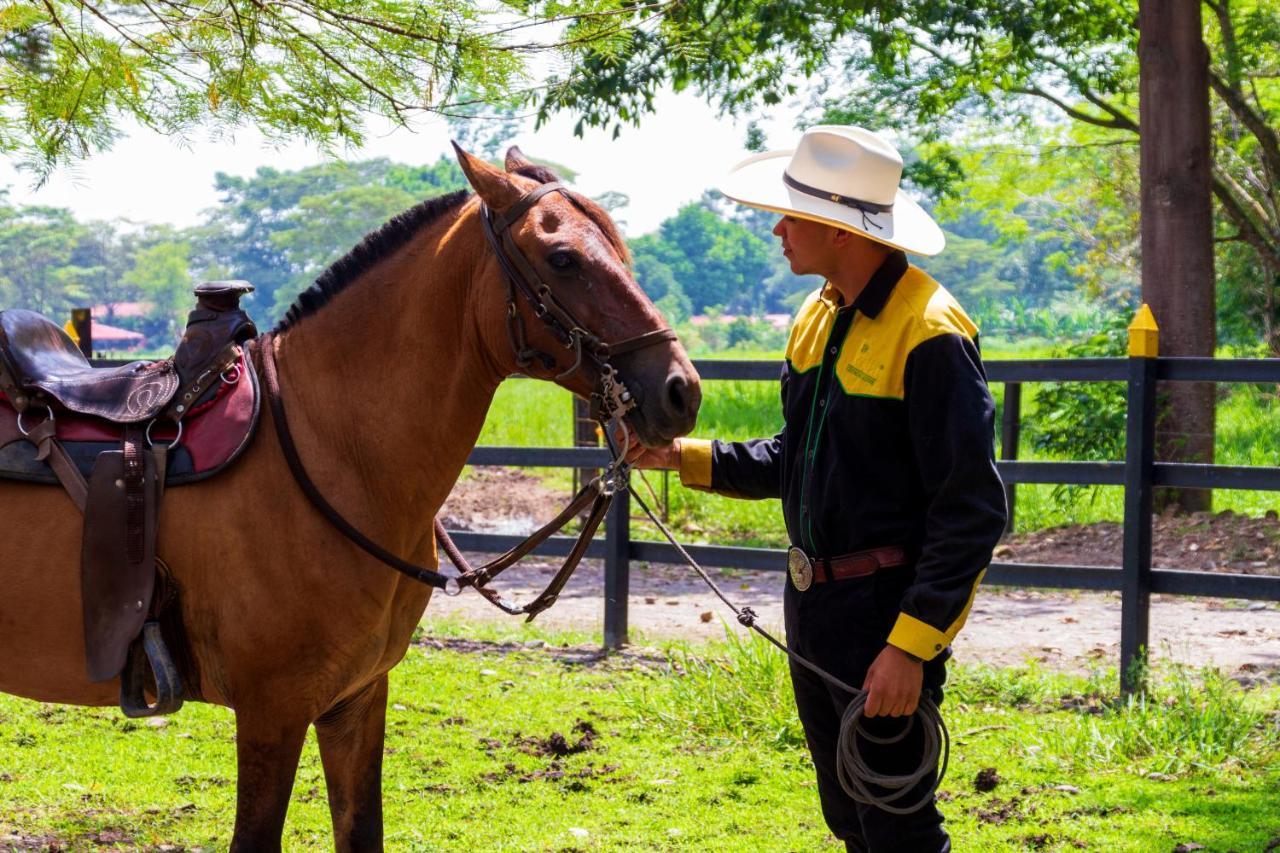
[{"xmin": 1127, "ymin": 303, "xmax": 1159, "ymax": 358}]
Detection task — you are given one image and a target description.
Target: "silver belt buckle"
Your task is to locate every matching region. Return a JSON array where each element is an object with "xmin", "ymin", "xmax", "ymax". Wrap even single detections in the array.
[{"xmin": 787, "ymin": 546, "xmax": 814, "ymax": 591}]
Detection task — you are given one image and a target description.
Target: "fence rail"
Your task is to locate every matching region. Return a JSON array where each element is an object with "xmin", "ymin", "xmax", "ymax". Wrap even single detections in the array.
[{"xmin": 451, "ymin": 339, "xmax": 1280, "ymax": 692}]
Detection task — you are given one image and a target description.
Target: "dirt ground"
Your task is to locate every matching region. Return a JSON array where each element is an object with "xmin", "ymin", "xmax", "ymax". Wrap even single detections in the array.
[{"xmin": 434, "ymin": 469, "xmax": 1280, "ymax": 679}]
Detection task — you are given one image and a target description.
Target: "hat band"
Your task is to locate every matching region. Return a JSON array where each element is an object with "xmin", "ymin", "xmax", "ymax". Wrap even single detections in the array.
[{"xmin": 783, "ymin": 171, "xmax": 894, "ymax": 232}]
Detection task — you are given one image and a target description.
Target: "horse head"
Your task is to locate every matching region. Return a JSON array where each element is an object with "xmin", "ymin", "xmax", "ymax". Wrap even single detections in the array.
[{"xmin": 453, "ymin": 144, "xmax": 701, "ymax": 447}]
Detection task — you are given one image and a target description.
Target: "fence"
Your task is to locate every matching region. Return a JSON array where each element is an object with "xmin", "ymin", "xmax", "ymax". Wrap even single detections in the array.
[
  {"xmin": 450, "ymin": 306, "xmax": 1280, "ymax": 692},
  {"xmin": 90, "ymin": 307, "xmax": 1280, "ymax": 690}
]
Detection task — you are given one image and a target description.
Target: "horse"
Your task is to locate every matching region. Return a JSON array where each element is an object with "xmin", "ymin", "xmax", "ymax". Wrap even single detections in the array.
[{"xmin": 0, "ymin": 144, "xmax": 701, "ymax": 849}]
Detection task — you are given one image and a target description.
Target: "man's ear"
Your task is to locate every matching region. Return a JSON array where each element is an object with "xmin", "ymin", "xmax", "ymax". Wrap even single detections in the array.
[{"xmin": 452, "ymin": 141, "xmax": 523, "ymax": 211}]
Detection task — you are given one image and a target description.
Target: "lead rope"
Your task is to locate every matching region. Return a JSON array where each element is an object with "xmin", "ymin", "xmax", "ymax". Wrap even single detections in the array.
[{"xmin": 625, "ymin": 477, "xmax": 949, "ymax": 815}]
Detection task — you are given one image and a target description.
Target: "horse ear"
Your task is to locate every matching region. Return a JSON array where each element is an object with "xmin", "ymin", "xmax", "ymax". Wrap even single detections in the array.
[
  {"xmin": 504, "ymin": 146, "xmax": 534, "ymax": 172},
  {"xmin": 452, "ymin": 142, "xmax": 522, "ymax": 211}
]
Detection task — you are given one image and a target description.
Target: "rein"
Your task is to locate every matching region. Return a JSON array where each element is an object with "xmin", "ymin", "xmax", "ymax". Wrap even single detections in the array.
[{"xmin": 260, "ymin": 181, "xmax": 671, "ymax": 620}]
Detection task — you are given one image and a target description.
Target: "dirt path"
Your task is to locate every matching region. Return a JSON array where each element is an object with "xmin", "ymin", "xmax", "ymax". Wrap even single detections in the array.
[
  {"xmin": 434, "ymin": 469, "xmax": 1280, "ymax": 679},
  {"xmin": 424, "ymin": 555, "xmax": 1280, "ymax": 680}
]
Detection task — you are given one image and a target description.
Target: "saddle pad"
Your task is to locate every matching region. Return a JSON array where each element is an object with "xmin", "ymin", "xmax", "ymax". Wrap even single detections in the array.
[{"xmin": 0, "ymin": 349, "xmax": 260, "ymax": 487}]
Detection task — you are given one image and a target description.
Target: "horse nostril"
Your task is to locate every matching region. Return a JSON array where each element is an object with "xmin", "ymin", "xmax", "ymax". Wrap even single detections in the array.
[{"xmin": 665, "ymin": 373, "xmax": 689, "ymax": 416}]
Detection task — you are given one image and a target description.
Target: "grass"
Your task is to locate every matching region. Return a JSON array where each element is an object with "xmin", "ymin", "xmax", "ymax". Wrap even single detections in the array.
[
  {"xmin": 469, "ymin": 340, "xmax": 1280, "ymax": 547},
  {"xmin": 0, "ymin": 621, "xmax": 1277, "ymax": 850}
]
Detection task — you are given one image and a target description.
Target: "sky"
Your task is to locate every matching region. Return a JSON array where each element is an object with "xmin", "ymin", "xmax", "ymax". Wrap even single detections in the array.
[{"xmin": 0, "ymin": 90, "xmax": 804, "ymax": 237}]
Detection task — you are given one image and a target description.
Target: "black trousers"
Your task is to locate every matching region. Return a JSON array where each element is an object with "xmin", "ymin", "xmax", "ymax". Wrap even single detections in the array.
[{"xmin": 784, "ymin": 567, "xmax": 950, "ymax": 853}]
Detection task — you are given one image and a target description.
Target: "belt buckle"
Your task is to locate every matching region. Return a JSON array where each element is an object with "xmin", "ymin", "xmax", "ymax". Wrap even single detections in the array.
[{"xmin": 787, "ymin": 546, "xmax": 814, "ymax": 591}]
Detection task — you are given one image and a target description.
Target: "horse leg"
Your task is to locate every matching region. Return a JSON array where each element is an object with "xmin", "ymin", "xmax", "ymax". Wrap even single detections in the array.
[
  {"xmin": 315, "ymin": 675, "xmax": 389, "ymax": 852},
  {"xmin": 230, "ymin": 708, "xmax": 310, "ymax": 851}
]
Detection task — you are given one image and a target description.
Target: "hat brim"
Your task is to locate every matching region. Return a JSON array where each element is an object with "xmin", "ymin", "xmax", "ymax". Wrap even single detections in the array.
[{"xmin": 718, "ymin": 149, "xmax": 945, "ymax": 256}]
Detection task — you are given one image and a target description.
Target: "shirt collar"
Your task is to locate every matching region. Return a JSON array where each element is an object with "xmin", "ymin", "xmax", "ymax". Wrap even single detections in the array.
[
  {"xmin": 852, "ymin": 250, "xmax": 909, "ymax": 319},
  {"xmin": 817, "ymin": 250, "xmax": 909, "ymax": 317}
]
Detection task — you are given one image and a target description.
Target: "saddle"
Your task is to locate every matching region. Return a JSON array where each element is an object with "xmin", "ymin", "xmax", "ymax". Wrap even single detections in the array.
[{"xmin": 0, "ymin": 282, "xmax": 261, "ymax": 717}]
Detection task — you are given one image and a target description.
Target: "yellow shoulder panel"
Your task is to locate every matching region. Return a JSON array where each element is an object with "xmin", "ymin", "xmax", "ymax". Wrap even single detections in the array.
[
  {"xmin": 834, "ymin": 267, "xmax": 979, "ymax": 399},
  {"xmin": 785, "ymin": 287, "xmax": 838, "ymax": 374}
]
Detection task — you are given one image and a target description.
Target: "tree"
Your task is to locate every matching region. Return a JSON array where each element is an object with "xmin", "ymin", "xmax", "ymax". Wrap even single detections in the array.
[
  {"xmin": 0, "ymin": 199, "xmax": 91, "ymax": 314},
  {"xmin": 195, "ymin": 157, "xmax": 468, "ymax": 323},
  {"xmin": 122, "ymin": 236, "xmax": 192, "ymax": 344},
  {"xmin": 0, "ymin": 1, "xmax": 674, "ymax": 176}
]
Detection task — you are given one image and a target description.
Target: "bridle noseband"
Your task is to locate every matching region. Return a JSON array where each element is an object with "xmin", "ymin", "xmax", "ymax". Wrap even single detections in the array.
[{"xmin": 261, "ymin": 180, "xmax": 680, "ymax": 619}]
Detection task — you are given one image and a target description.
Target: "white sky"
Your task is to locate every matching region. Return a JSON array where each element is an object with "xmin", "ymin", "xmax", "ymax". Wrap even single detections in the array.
[{"xmin": 0, "ymin": 90, "xmax": 804, "ymax": 237}]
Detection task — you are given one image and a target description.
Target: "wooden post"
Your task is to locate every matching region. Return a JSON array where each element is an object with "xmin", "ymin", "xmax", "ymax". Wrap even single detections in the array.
[
  {"xmin": 1121, "ymin": 304, "xmax": 1159, "ymax": 694},
  {"xmin": 69, "ymin": 308, "xmax": 92, "ymax": 358},
  {"xmin": 572, "ymin": 396, "xmax": 600, "ymax": 497},
  {"xmin": 1000, "ymin": 383, "xmax": 1022, "ymax": 536},
  {"xmin": 603, "ymin": 480, "xmax": 631, "ymax": 650}
]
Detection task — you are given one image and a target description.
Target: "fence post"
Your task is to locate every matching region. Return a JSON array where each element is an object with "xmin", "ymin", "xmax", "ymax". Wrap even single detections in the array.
[
  {"xmin": 572, "ymin": 397, "xmax": 600, "ymax": 500},
  {"xmin": 1121, "ymin": 304, "xmax": 1159, "ymax": 694},
  {"xmin": 603, "ymin": 478, "xmax": 631, "ymax": 650},
  {"xmin": 1001, "ymin": 382, "xmax": 1022, "ymax": 536}
]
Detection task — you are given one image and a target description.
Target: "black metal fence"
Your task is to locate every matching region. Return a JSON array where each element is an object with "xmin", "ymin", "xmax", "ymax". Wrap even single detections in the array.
[{"xmin": 452, "ymin": 331, "xmax": 1280, "ymax": 691}]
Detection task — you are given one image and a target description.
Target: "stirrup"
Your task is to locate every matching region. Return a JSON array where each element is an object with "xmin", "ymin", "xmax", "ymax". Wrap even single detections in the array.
[{"xmin": 120, "ymin": 621, "xmax": 185, "ymax": 718}]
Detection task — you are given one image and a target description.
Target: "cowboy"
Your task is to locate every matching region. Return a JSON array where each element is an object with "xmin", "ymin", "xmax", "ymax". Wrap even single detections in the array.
[{"xmin": 633, "ymin": 126, "xmax": 1006, "ymax": 851}]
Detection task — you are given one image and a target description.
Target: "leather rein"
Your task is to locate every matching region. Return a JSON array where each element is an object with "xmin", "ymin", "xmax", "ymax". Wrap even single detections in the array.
[{"xmin": 261, "ymin": 181, "xmax": 675, "ymax": 620}]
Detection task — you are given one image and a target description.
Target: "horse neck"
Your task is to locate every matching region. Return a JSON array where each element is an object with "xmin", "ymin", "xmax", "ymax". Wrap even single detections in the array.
[{"xmin": 269, "ymin": 212, "xmax": 506, "ymax": 549}]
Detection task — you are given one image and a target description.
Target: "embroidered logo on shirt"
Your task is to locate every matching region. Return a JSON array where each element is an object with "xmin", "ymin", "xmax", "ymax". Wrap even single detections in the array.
[{"xmin": 843, "ymin": 342, "xmax": 885, "ymax": 387}]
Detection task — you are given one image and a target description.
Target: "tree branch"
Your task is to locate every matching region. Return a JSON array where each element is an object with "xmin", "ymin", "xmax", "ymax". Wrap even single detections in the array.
[
  {"xmin": 1210, "ymin": 71, "xmax": 1280, "ymax": 186},
  {"xmin": 1212, "ymin": 173, "xmax": 1280, "ymax": 272}
]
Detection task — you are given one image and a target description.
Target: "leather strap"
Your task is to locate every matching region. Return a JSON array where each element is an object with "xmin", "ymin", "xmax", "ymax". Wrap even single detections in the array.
[
  {"xmin": 260, "ymin": 334, "xmax": 618, "ymax": 619},
  {"xmin": 259, "ymin": 335, "xmax": 451, "ymax": 589},
  {"xmin": 811, "ymin": 546, "xmax": 910, "ymax": 584},
  {"xmin": 24, "ymin": 417, "xmax": 88, "ymax": 512}
]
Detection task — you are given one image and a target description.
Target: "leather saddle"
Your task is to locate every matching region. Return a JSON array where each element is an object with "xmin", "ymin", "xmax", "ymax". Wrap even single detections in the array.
[{"xmin": 0, "ymin": 281, "xmax": 260, "ymax": 718}]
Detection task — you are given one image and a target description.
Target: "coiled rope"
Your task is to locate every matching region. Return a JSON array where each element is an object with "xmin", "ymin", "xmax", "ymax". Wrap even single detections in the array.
[{"xmin": 628, "ymin": 481, "xmax": 949, "ymax": 814}]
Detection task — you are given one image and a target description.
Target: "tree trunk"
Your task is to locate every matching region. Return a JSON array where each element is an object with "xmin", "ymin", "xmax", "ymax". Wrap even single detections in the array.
[{"xmin": 1138, "ymin": 0, "xmax": 1217, "ymax": 512}]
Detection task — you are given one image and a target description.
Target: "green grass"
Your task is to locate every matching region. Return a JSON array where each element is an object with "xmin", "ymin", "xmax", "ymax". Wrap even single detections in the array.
[{"xmin": 0, "ymin": 622, "xmax": 1277, "ymax": 850}]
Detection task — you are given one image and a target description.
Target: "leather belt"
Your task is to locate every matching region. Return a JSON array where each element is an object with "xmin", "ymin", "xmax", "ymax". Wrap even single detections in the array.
[{"xmin": 787, "ymin": 545, "xmax": 910, "ymax": 591}]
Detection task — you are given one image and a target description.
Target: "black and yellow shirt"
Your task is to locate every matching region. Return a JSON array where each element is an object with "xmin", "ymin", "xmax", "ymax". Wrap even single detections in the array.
[{"xmin": 678, "ymin": 251, "xmax": 1006, "ymax": 662}]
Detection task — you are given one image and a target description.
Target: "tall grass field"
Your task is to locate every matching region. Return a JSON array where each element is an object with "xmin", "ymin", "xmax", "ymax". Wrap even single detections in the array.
[{"xmin": 0, "ymin": 621, "xmax": 1276, "ymax": 849}]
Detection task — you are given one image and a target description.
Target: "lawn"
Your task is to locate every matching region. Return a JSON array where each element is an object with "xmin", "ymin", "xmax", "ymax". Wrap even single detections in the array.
[{"xmin": 0, "ymin": 619, "xmax": 1277, "ymax": 850}]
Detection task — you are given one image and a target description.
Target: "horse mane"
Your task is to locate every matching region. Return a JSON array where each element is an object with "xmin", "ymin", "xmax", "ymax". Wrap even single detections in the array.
[{"xmin": 274, "ymin": 188, "xmax": 472, "ymax": 331}]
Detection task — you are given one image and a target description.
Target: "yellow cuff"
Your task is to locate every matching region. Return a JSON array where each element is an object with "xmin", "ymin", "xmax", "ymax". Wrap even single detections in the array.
[
  {"xmin": 887, "ymin": 612, "xmax": 950, "ymax": 662},
  {"xmin": 678, "ymin": 438, "xmax": 714, "ymax": 488}
]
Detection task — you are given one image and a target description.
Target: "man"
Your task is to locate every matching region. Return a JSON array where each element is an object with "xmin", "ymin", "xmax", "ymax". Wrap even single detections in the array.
[{"xmin": 633, "ymin": 126, "xmax": 1006, "ymax": 851}]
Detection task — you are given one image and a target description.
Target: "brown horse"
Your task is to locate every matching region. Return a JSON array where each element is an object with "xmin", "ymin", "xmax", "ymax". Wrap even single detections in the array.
[{"xmin": 0, "ymin": 145, "xmax": 701, "ymax": 849}]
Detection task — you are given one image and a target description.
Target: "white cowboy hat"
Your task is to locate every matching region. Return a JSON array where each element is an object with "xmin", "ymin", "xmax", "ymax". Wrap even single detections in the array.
[{"xmin": 718, "ymin": 125, "xmax": 945, "ymax": 256}]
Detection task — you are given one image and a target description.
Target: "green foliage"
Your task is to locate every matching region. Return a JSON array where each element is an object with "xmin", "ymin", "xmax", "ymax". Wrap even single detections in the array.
[
  {"xmin": 0, "ymin": 0, "xmax": 657, "ymax": 176},
  {"xmin": 195, "ymin": 157, "xmax": 467, "ymax": 323},
  {"xmin": 0, "ymin": 201, "xmax": 92, "ymax": 314},
  {"xmin": 1026, "ymin": 322, "xmax": 1129, "ymax": 460},
  {"xmin": 121, "ymin": 237, "xmax": 192, "ymax": 345},
  {"xmin": 631, "ymin": 199, "xmax": 773, "ymax": 313}
]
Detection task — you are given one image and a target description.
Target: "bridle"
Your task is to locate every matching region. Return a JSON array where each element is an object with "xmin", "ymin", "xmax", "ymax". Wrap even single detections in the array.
[
  {"xmin": 479, "ymin": 181, "xmax": 676, "ymax": 420},
  {"xmin": 260, "ymin": 180, "xmax": 676, "ymax": 619}
]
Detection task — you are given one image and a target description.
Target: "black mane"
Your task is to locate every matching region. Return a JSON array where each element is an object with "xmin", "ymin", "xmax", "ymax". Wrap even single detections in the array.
[{"xmin": 274, "ymin": 188, "xmax": 472, "ymax": 331}]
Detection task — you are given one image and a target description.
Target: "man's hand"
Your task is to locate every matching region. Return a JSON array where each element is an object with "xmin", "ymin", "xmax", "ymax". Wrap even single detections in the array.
[
  {"xmin": 861, "ymin": 645, "xmax": 924, "ymax": 717},
  {"xmin": 615, "ymin": 426, "xmax": 680, "ymax": 471}
]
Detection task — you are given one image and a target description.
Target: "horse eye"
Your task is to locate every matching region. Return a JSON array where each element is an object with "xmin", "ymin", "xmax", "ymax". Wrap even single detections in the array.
[{"xmin": 547, "ymin": 251, "xmax": 578, "ymax": 271}]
